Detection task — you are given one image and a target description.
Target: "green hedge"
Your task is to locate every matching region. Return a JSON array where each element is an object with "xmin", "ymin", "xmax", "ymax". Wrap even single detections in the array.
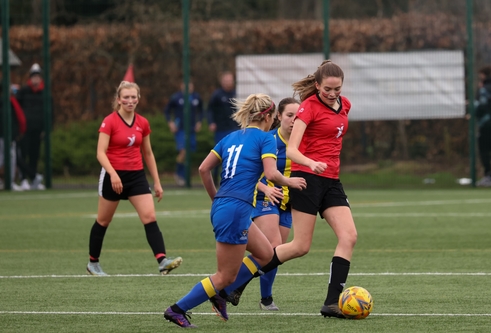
[{"xmin": 50, "ymin": 115, "xmax": 215, "ymax": 176}]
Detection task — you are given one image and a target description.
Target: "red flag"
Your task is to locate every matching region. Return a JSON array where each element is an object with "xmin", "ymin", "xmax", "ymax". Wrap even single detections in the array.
[{"xmin": 123, "ymin": 64, "xmax": 134, "ymax": 82}]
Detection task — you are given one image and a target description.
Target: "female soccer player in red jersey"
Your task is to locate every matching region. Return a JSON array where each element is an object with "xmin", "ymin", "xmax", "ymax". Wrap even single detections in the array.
[
  {"xmin": 86, "ymin": 81, "xmax": 182, "ymax": 276},
  {"xmin": 225, "ymin": 60, "xmax": 356, "ymax": 319},
  {"xmin": 286, "ymin": 60, "xmax": 356, "ymax": 318}
]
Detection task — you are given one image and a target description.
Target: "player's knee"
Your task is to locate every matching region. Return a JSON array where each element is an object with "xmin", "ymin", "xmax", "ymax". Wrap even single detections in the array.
[
  {"xmin": 291, "ymin": 241, "xmax": 310, "ymax": 258},
  {"xmin": 141, "ymin": 213, "xmax": 157, "ymax": 223},
  {"xmin": 341, "ymin": 230, "xmax": 357, "ymax": 249}
]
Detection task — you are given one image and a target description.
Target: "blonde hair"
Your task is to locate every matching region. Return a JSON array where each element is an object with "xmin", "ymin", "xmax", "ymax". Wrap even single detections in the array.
[
  {"xmin": 292, "ymin": 60, "xmax": 344, "ymax": 102},
  {"xmin": 231, "ymin": 93, "xmax": 276, "ymax": 129},
  {"xmin": 112, "ymin": 81, "xmax": 141, "ymax": 110}
]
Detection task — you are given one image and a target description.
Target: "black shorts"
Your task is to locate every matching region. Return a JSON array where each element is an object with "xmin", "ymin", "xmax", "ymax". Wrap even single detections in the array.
[
  {"xmin": 289, "ymin": 171, "xmax": 350, "ymax": 217},
  {"xmin": 98, "ymin": 169, "xmax": 151, "ymax": 201}
]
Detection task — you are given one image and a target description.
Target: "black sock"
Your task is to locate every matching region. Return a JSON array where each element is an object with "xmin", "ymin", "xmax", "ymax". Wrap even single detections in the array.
[
  {"xmin": 324, "ymin": 256, "xmax": 350, "ymax": 305},
  {"xmin": 254, "ymin": 247, "xmax": 282, "ymax": 276},
  {"xmin": 219, "ymin": 290, "xmax": 229, "ymax": 299},
  {"xmin": 89, "ymin": 221, "xmax": 107, "ymax": 262},
  {"xmin": 144, "ymin": 221, "xmax": 166, "ymax": 263},
  {"xmin": 236, "ymin": 277, "xmax": 253, "ymax": 293},
  {"xmin": 261, "ymin": 296, "xmax": 273, "ymax": 306},
  {"xmin": 170, "ymin": 304, "xmax": 185, "ymax": 314}
]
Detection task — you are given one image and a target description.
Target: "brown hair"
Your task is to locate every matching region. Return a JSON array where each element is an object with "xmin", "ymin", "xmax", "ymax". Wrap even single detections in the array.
[
  {"xmin": 292, "ymin": 60, "xmax": 344, "ymax": 102},
  {"xmin": 231, "ymin": 93, "xmax": 276, "ymax": 129},
  {"xmin": 112, "ymin": 81, "xmax": 141, "ymax": 110},
  {"xmin": 270, "ymin": 97, "xmax": 299, "ymax": 130}
]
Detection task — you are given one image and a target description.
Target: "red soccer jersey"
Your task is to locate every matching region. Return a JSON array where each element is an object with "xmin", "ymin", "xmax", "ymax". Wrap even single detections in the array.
[
  {"xmin": 98, "ymin": 112, "xmax": 151, "ymax": 170},
  {"xmin": 292, "ymin": 94, "xmax": 351, "ymax": 179}
]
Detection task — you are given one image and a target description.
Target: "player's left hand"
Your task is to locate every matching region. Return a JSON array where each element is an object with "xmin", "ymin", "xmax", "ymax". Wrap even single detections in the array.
[
  {"xmin": 154, "ymin": 183, "xmax": 163, "ymax": 202},
  {"xmin": 263, "ymin": 186, "xmax": 283, "ymax": 205}
]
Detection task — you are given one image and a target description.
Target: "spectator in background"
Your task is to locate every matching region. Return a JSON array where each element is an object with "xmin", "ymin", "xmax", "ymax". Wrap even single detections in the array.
[
  {"xmin": 163, "ymin": 81, "xmax": 203, "ymax": 186},
  {"xmin": 207, "ymin": 71, "xmax": 239, "ymax": 185},
  {"xmin": 0, "ymin": 83, "xmax": 26, "ymax": 191},
  {"xmin": 15, "ymin": 63, "xmax": 48, "ymax": 190},
  {"xmin": 475, "ymin": 65, "xmax": 491, "ymax": 187}
]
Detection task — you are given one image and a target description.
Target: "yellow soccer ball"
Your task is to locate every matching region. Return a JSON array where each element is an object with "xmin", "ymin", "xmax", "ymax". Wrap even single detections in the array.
[{"xmin": 338, "ymin": 286, "xmax": 374, "ymax": 319}]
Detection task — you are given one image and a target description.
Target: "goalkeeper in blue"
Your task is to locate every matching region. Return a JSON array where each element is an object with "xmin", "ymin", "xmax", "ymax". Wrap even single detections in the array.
[{"xmin": 163, "ymin": 93, "xmax": 306, "ymax": 328}]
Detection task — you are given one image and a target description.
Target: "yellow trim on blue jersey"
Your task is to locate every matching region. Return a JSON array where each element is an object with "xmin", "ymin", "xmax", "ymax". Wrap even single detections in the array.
[
  {"xmin": 264, "ymin": 128, "xmax": 291, "ymax": 210},
  {"xmin": 262, "ymin": 153, "xmax": 277, "ymax": 160},
  {"xmin": 243, "ymin": 256, "xmax": 259, "ymax": 274},
  {"xmin": 201, "ymin": 277, "xmax": 217, "ymax": 298},
  {"xmin": 277, "ymin": 128, "xmax": 288, "ymax": 146},
  {"xmin": 211, "ymin": 149, "xmax": 222, "ymax": 162},
  {"xmin": 253, "ymin": 174, "xmax": 263, "ymax": 208}
]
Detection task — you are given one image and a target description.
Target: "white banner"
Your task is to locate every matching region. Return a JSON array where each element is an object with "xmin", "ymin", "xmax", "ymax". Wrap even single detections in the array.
[{"xmin": 236, "ymin": 51, "xmax": 465, "ymax": 121}]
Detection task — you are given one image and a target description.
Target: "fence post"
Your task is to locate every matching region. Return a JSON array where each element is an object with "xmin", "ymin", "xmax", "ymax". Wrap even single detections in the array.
[
  {"xmin": 2, "ymin": 0, "xmax": 11, "ymax": 190},
  {"xmin": 43, "ymin": 0, "xmax": 52, "ymax": 189},
  {"xmin": 323, "ymin": 0, "xmax": 330, "ymax": 60},
  {"xmin": 466, "ymin": 0, "xmax": 476, "ymax": 186},
  {"xmin": 182, "ymin": 0, "xmax": 191, "ymax": 188}
]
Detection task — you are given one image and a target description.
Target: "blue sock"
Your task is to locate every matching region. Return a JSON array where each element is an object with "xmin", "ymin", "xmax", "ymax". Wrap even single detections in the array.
[
  {"xmin": 224, "ymin": 255, "xmax": 260, "ymax": 294},
  {"xmin": 176, "ymin": 277, "xmax": 217, "ymax": 312},
  {"xmin": 260, "ymin": 267, "xmax": 277, "ymax": 298}
]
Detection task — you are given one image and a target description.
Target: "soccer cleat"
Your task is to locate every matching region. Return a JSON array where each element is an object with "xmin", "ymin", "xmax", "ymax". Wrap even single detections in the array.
[
  {"xmin": 159, "ymin": 256, "xmax": 183, "ymax": 275},
  {"xmin": 477, "ymin": 176, "xmax": 491, "ymax": 187},
  {"xmin": 164, "ymin": 307, "xmax": 197, "ymax": 328},
  {"xmin": 226, "ymin": 289, "xmax": 243, "ymax": 306},
  {"xmin": 259, "ymin": 300, "xmax": 279, "ymax": 311},
  {"xmin": 20, "ymin": 179, "xmax": 31, "ymax": 191},
  {"xmin": 210, "ymin": 294, "xmax": 229, "ymax": 321},
  {"xmin": 11, "ymin": 183, "xmax": 24, "ymax": 191},
  {"xmin": 320, "ymin": 303, "xmax": 346, "ymax": 319},
  {"xmin": 87, "ymin": 262, "xmax": 108, "ymax": 276},
  {"xmin": 31, "ymin": 174, "xmax": 45, "ymax": 190}
]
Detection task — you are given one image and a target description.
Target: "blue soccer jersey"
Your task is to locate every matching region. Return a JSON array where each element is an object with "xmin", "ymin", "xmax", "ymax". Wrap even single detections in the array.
[
  {"xmin": 212, "ymin": 127, "xmax": 277, "ymax": 206},
  {"xmin": 255, "ymin": 128, "xmax": 291, "ymax": 211}
]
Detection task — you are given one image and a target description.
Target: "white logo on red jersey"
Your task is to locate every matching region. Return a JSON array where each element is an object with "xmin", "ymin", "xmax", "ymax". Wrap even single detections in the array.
[
  {"xmin": 336, "ymin": 124, "xmax": 344, "ymax": 138},
  {"xmin": 298, "ymin": 107, "xmax": 305, "ymax": 114},
  {"xmin": 136, "ymin": 126, "xmax": 142, "ymax": 132},
  {"xmin": 127, "ymin": 134, "xmax": 136, "ymax": 147},
  {"xmin": 101, "ymin": 123, "xmax": 106, "ymax": 128}
]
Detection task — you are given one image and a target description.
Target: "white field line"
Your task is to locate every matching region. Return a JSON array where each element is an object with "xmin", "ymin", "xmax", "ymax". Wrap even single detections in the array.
[
  {"xmin": 88, "ymin": 211, "xmax": 491, "ymax": 219},
  {"xmin": 0, "ymin": 310, "xmax": 490, "ymax": 317},
  {"xmin": 86, "ymin": 209, "xmax": 210, "ymax": 219},
  {"xmin": 0, "ymin": 190, "xmax": 203, "ymax": 201},
  {"xmin": 353, "ymin": 198, "xmax": 491, "ymax": 207},
  {"xmin": 1, "ymin": 272, "xmax": 490, "ymax": 279},
  {"xmin": 1, "ymin": 193, "xmax": 491, "ymax": 207}
]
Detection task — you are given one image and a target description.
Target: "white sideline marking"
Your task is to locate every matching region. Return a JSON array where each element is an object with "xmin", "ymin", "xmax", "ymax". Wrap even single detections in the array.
[
  {"xmin": 1, "ymin": 272, "xmax": 490, "ymax": 279},
  {"xmin": 0, "ymin": 310, "xmax": 490, "ymax": 317},
  {"xmin": 353, "ymin": 198, "xmax": 491, "ymax": 207},
  {"xmin": 353, "ymin": 212, "xmax": 491, "ymax": 217},
  {"xmin": 0, "ymin": 190, "xmax": 203, "ymax": 201},
  {"xmin": 86, "ymin": 209, "xmax": 210, "ymax": 219},
  {"xmin": 84, "ymin": 211, "xmax": 491, "ymax": 219}
]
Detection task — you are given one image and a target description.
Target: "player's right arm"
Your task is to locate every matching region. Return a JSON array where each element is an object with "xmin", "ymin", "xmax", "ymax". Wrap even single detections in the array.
[
  {"xmin": 97, "ymin": 132, "xmax": 122, "ymax": 194},
  {"xmin": 287, "ymin": 119, "xmax": 326, "ymax": 175},
  {"xmin": 199, "ymin": 151, "xmax": 221, "ymax": 200}
]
